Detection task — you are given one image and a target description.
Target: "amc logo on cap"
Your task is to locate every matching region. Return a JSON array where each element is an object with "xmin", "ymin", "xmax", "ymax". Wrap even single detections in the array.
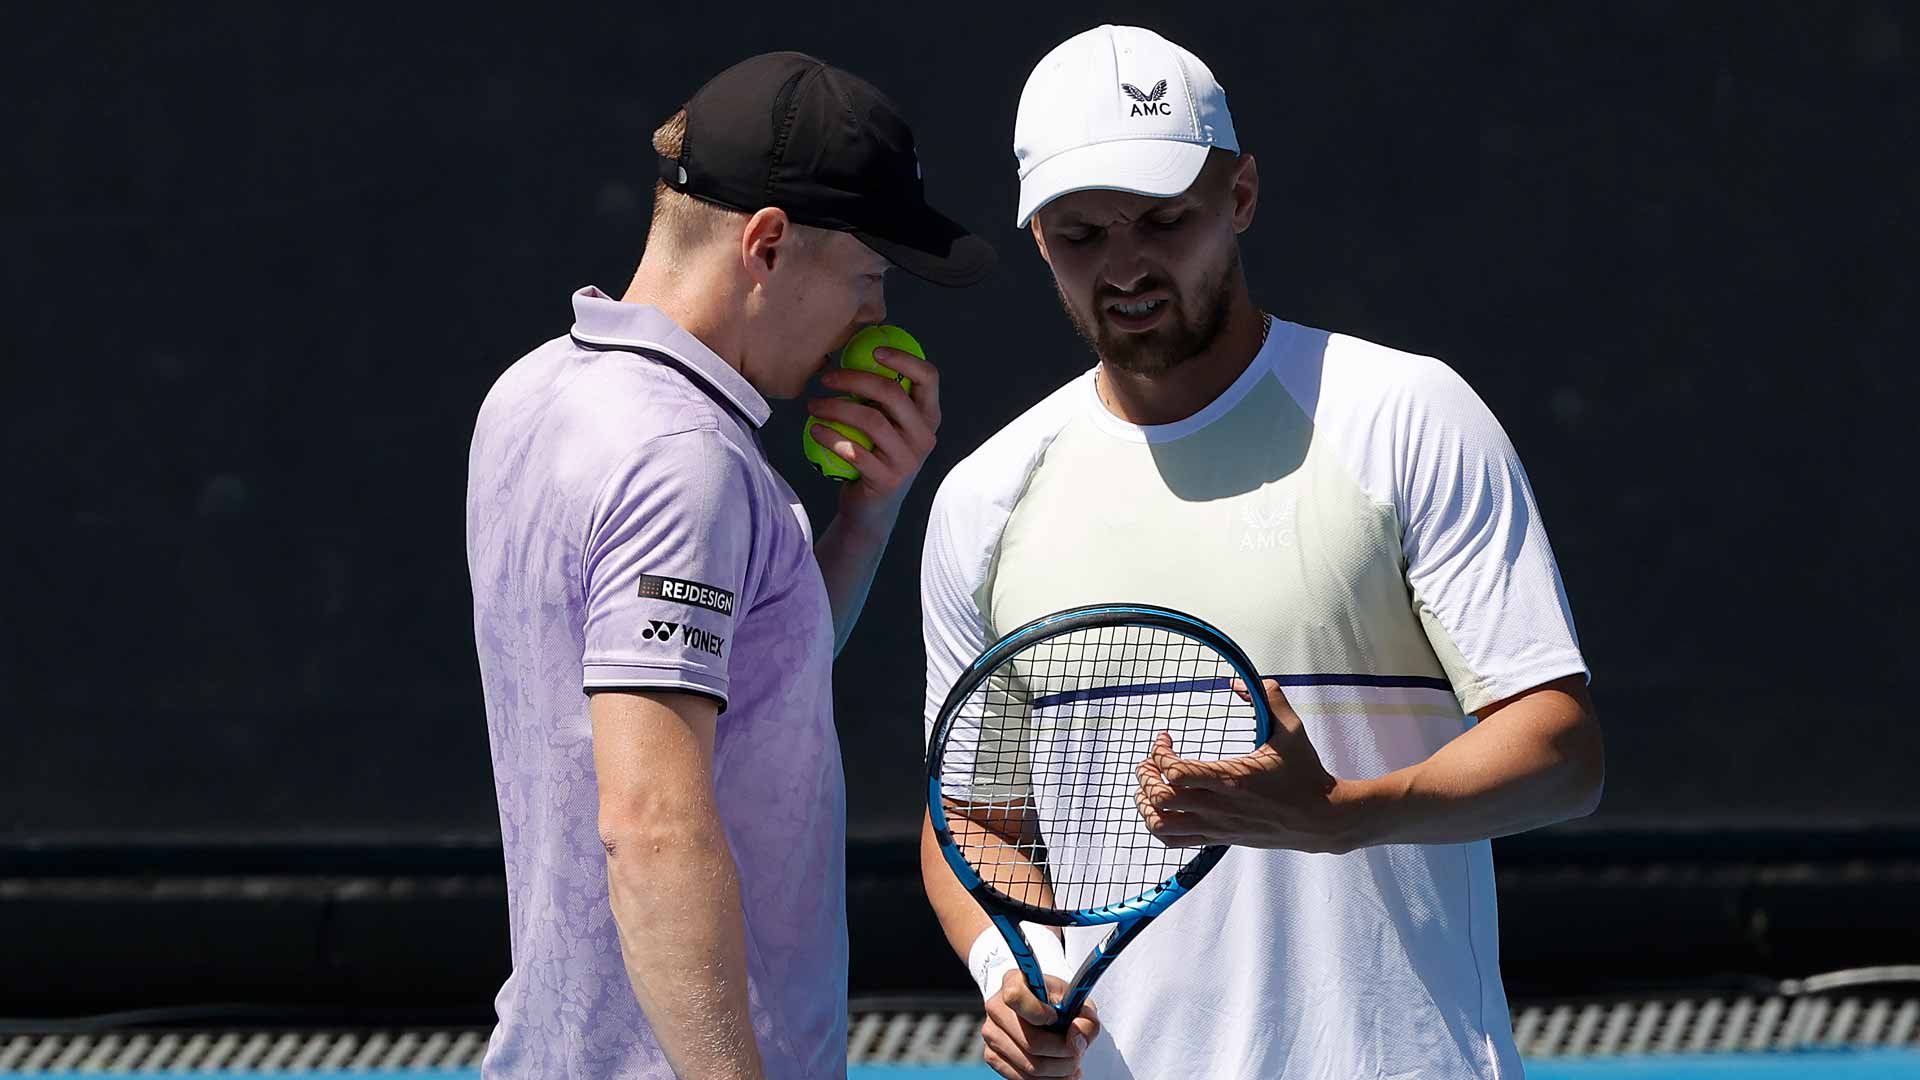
[{"xmin": 1123, "ymin": 79, "xmax": 1172, "ymax": 117}]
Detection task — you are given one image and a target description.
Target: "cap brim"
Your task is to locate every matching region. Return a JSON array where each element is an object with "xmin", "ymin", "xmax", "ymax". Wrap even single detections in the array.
[
  {"xmin": 853, "ymin": 205, "xmax": 997, "ymax": 288},
  {"xmin": 1015, "ymin": 139, "xmax": 1213, "ymax": 227}
]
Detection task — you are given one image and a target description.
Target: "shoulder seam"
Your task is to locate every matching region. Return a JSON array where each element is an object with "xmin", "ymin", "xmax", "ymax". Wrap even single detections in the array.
[{"xmin": 577, "ymin": 427, "xmax": 753, "ymax": 609}]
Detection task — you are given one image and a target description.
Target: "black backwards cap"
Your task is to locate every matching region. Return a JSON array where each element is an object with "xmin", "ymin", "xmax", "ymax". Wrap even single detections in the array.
[{"xmin": 658, "ymin": 51, "xmax": 996, "ymax": 287}]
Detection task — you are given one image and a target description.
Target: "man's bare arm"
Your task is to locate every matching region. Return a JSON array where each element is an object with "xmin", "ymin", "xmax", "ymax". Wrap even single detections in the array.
[
  {"xmin": 921, "ymin": 807, "xmax": 1098, "ymax": 1080},
  {"xmin": 1138, "ymin": 674, "xmax": 1603, "ymax": 851},
  {"xmin": 920, "ymin": 805, "xmax": 1053, "ymax": 958},
  {"xmin": 1353, "ymin": 674, "xmax": 1604, "ymax": 846},
  {"xmin": 593, "ymin": 690, "xmax": 763, "ymax": 1080}
]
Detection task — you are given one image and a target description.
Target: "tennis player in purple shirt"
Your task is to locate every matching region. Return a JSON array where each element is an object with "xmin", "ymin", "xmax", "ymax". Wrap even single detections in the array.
[{"xmin": 464, "ymin": 53, "xmax": 993, "ymax": 1080}]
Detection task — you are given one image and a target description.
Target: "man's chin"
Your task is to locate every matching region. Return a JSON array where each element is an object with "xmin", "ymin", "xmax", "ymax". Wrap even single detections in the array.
[
  {"xmin": 1095, "ymin": 326, "xmax": 1189, "ymax": 375},
  {"xmin": 778, "ymin": 354, "xmax": 836, "ymax": 400}
]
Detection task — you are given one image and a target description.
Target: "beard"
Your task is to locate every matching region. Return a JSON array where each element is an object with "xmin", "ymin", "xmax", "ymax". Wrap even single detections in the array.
[{"xmin": 1055, "ymin": 246, "xmax": 1241, "ymax": 376}]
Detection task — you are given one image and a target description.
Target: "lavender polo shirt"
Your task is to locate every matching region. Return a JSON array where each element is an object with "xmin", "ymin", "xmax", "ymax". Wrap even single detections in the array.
[{"xmin": 465, "ymin": 287, "xmax": 845, "ymax": 1079}]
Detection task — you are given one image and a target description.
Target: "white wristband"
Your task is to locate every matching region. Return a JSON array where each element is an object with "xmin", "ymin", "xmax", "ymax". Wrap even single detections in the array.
[{"xmin": 968, "ymin": 923, "xmax": 1072, "ymax": 1001}]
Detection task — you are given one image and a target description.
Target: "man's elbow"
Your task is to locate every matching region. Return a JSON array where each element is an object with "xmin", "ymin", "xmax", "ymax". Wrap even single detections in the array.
[
  {"xmin": 599, "ymin": 801, "xmax": 722, "ymax": 869},
  {"xmin": 1563, "ymin": 711, "xmax": 1606, "ymax": 820},
  {"xmin": 1568, "ymin": 757, "xmax": 1604, "ymax": 820}
]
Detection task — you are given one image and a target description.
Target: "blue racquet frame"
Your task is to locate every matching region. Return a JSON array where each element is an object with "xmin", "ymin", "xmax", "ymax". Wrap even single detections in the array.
[{"xmin": 926, "ymin": 603, "xmax": 1273, "ymax": 1031}]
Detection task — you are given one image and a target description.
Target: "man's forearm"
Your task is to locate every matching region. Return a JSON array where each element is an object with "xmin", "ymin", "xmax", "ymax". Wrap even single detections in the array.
[
  {"xmin": 815, "ymin": 511, "xmax": 897, "ymax": 655},
  {"xmin": 1344, "ymin": 675, "xmax": 1604, "ymax": 847},
  {"xmin": 606, "ymin": 818, "xmax": 764, "ymax": 1080},
  {"xmin": 922, "ymin": 811, "xmax": 995, "ymax": 958}
]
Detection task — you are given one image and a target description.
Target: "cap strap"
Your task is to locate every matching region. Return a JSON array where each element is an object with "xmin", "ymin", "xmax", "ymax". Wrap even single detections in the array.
[{"xmin": 657, "ymin": 154, "xmax": 689, "ymax": 189}]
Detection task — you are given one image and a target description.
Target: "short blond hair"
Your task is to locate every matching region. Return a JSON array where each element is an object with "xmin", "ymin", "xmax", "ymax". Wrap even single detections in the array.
[
  {"xmin": 649, "ymin": 108, "xmax": 749, "ymax": 250},
  {"xmin": 649, "ymin": 108, "xmax": 827, "ymax": 258}
]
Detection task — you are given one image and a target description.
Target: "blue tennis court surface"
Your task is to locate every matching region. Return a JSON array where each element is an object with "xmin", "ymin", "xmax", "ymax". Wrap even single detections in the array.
[
  {"xmin": 13, "ymin": 1053, "xmax": 1920, "ymax": 1079},
  {"xmin": 1520, "ymin": 1050, "xmax": 1920, "ymax": 1077},
  {"xmin": 839, "ymin": 1057, "xmax": 1920, "ymax": 1079}
]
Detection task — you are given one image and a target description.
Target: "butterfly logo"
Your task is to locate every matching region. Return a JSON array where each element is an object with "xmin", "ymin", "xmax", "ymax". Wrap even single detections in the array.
[{"xmin": 1123, "ymin": 79, "xmax": 1173, "ymax": 117}]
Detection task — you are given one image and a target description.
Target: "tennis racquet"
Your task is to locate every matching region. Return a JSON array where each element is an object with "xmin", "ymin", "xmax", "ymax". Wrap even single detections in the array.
[{"xmin": 926, "ymin": 602, "xmax": 1272, "ymax": 1031}]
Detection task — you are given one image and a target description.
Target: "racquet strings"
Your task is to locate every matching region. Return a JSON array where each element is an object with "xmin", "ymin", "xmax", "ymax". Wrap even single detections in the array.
[{"xmin": 938, "ymin": 623, "xmax": 1262, "ymax": 913}]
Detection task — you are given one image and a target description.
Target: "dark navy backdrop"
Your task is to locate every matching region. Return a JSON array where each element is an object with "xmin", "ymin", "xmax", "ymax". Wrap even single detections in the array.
[{"xmin": 5, "ymin": 2, "xmax": 1914, "ymax": 849}]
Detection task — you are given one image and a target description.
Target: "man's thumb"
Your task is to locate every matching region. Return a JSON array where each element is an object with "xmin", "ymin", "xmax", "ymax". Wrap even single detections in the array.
[{"xmin": 1000, "ymin": 971, "xmax": 1058, "ymax": 1024}]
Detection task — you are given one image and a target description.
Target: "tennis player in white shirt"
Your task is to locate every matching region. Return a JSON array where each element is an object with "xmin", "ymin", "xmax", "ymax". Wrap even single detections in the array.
[{"xmin": 918, "ymin": 25, "xmax": 1604, "ymax": 1080}]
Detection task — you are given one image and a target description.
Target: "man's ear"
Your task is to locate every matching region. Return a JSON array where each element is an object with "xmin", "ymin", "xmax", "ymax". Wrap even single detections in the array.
[
  {"xmin": 741, "ymin": 207, "xmax": 794, "ymax": 286},
  {"xmin": 1229, "ymin": 153, "xmax": 1259, "ymax": 234}
]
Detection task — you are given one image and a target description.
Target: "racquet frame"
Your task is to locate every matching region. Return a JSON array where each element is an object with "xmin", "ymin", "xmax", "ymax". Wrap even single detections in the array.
[{"xmin": 926, "ymin": 603, "xmax": 1272, "ymax": 1031}]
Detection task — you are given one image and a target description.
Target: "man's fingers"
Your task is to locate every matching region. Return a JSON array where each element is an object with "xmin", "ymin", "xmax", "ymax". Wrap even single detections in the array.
[
  {"xmin": 807, "ymin": 395, "xmax": 919, "ymax": 464},
  {"xmin": 835, "ymin": 350, "xmax": 942, "ymax": 435},
  {"xmin": 871, "ymin": 345, "xmax": 937, "ymax": 390},
  {"xmin": 811, "ymin": 381, "xmax": 936, "ymax": 488},
  {"xmin": 1147, "ymin": 734, "xmax": 1182, "ymax": 773},
  {"xmin": 821, "ymin": 369, "xmax": 937, "ymax": 443},
  {"xmin": 1153, "ymin": 786, "xmax": 1225, "ymax": 813},
  {"xmin": 871, "ymin": 346, "xmax": 941, "ymax": 425},
  {"xmin": 1148, "ymin": 734, "xmax": 1202, "ymax": 780},
  {"xmin": 984, "ymin": 997, "xmax": 1081, "ymax": 1075},
  {"xmin": 811, "ymin": 430, "xmax": 904, "ymax": 492},
  {"xmin": 1137, "ymin": 789, "xmax": 1210, "ymax": 844},
  {"xmin": 806, "ymin": 407, "xmax": 915, "ymax": 498},
  {"xmin": 1234, "ymin": 677, "xmax": 1302, "ymax": 720},
  {"xmin": 980, "ymin": 1045, "xmax": 1021, "ymax": 1080},
  {"xmin": 979, "ymin": 1023, "xmax": 1043, "ymax": 1079},
  {"xmin": 1152, "ymin": 745, "xmax": 1233, "ymax": 792},
  {"xmin": 1149, "ymin": 829, "xmax": 1214, "ymax": 847},
  {"xmin": 1145, "ymin": 820, "xmax": 1214, "ymax": 847},
  {"xmin": 1258, "ymin": 677, "xmax": 1308, "ymax": 736},
  {"xmin": 820, "ymin": 368, "xmax": 906, "ymax": 403},
  {"xmin": 999, "ymin": 974, "xmax": 1061, "ymax": 1027},
  {"xmin": 982, "ymin": 977, "xmax": 1099, "ymax": 1079},
  {"xmin": 982, "ymin": 1046, "xmax": 1076, "ymax": 1080},
  {"xmin": 1133, "ymin": 757, "xmax": 1172, "ymax": 800},
  {"xmin": 1070, "ymin": 1008, "xmax": 1101, "ymax": 1051}
]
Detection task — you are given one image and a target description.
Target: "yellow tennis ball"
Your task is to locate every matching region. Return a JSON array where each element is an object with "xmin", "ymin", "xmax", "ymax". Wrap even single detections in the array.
[
  {"xmin": 839, "ymin": 324, "xmax": 923, "ymax": 391},
  {"xmin": 802, "ymin": 324, "xmax": 924, "ymax": 482},
  {"xmin": 803, "ymin": 409, "xmax": 871, "ymax": 481}
]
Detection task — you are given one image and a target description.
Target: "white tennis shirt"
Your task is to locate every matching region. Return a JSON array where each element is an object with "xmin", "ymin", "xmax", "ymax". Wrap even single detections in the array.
[{"xmin": 922, "ymin": 319, "xmax": 1587, "ymax": 1079}]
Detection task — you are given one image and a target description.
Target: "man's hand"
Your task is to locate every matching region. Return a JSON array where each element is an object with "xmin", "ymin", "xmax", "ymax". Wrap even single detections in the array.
[
  {"xmin": 981, "ymin": 971, "xmax": 1100, "ymax": 1080},
  {"xmin": 808, "ymin": 345, "xmax": 941, "ymax": 653},
  {"xmin": 1136, "ymin": 674, "xmax": 1604, "ymax": 851},
  {"xmin": 806, "ymin": 346, "xmax": 941, "ymax": 525},
  {"xmin": 1134, "ymin": 678, "xmax": 1364, "ymax": 853}
]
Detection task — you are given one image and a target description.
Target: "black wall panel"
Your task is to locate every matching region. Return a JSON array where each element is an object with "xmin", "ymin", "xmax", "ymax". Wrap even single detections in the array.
[{"xmin": 4, "ymin": 2, "xmax": 1914, "ymax": 850}]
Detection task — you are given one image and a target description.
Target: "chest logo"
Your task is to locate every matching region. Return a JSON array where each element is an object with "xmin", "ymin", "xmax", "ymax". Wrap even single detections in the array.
[
  {"xmin": 1237, "ymin": 491, "xmax": 1298, "ymax": 551},
  {"xmin": 1123, "ymin": 79, "xmax": 1173, "ymax": 117}
]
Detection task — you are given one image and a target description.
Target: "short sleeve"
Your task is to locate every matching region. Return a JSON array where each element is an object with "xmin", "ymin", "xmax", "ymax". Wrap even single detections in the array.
[
  {"xmin": 921, "ymin": 482, "xmax": 993, "ymax": 742},
  {"xmin": 582, "ymin": 428, "xmax": 754, "ymax": 708},
  {"xmin": 1395, "ymin": 365, "xmax": 1588, "ymax": 715}
]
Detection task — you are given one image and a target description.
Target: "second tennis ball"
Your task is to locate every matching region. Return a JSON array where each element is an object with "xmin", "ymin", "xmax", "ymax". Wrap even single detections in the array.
[{"xmin": 803, "ymin": 325, "xmax": 923, "ymax": 482}]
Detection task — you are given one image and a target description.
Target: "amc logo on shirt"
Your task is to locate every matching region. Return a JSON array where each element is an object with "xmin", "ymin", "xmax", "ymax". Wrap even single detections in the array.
[{"xmin": 642, "ymin": 619, "xmax": 725, "ymax": 658}]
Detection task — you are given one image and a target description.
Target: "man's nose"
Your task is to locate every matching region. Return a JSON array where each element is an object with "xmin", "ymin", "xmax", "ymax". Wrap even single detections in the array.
[{"xmin": 1101, "ymin": 239, "xmax": 1151, "ymax": 294}]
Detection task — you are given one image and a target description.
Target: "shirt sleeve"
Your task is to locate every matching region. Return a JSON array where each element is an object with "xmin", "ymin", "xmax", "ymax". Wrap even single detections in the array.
[
  {"xmin": 1394, "ymin": 363, "xmax": 1589, "ymax": 715},
  {"xmin": 581, "ymin": 427, "xmax": 754, "ymax": 708},
  {"xmin": 921, "ymin": 479, "xmax": 992, "ymax": 743}
]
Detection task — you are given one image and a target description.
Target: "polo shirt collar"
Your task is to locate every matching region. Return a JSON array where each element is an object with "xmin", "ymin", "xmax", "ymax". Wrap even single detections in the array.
[{"xmin": 568, "ymin": 286, "xmax": 772, "ymax": 428}]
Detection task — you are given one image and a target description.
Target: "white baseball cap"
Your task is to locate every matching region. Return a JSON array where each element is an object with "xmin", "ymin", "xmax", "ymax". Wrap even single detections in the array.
[{"xmin": 1013, "ymin": 25, "xmax": 1239, "ymax": 227}]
